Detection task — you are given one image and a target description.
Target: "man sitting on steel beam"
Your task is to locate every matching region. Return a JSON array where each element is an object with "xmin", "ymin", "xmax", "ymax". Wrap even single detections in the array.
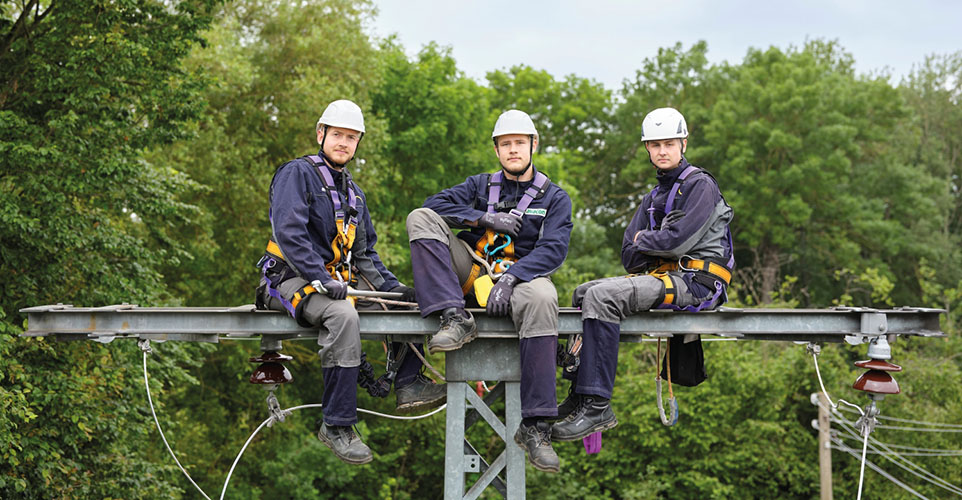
[
  {"xmin": 255, "ymin": 99, "xmax": 445, "ymax": 465},
  {"xmin": 552, "ymin": 107, "xmax": 735, "ymax": 441},
  {"xmin": 406, "ymin": 109, "xmax": 574, "ymax": 472}
]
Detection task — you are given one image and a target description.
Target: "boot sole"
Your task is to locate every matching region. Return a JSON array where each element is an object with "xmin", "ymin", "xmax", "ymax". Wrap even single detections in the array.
[
  {"xmin": 317, "ymin": 430, "xmax": 374, "ymax": 465},
  {"xmin": 396, "ymin": 394, "xmax": 447, "ymax": 413},
  {"xmin": 552, "ymin": 416, "xmax": 618, "ymax": 442},
  {"xmin": 512, "ymin": 432, "xmax": 560, "ymax": 473},
  {"xmin": 427, "ymin": 328, "xmax": 478, "ymax": 354}
]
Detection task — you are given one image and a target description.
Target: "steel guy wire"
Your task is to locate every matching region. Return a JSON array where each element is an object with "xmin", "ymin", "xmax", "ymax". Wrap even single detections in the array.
[
  {"xmin": 810, "ymin": 346, "xmax": 865, "ymax": 416},
  {"xmin": 142, "ymin": 348, "xmax": 213, "ymax": 500}
]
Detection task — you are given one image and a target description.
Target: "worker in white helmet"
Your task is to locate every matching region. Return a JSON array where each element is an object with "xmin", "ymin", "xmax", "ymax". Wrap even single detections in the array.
[
  {"xmin": 255, "ymin": 99, "xmax": 445, "ymax": 465},
  {"xmin": 406, "ymin": 109, "xmax": 573, "ymax": 472},
  {"xmin": 552, "ymin": 107, "xmax": 735, "ymax": 441}
]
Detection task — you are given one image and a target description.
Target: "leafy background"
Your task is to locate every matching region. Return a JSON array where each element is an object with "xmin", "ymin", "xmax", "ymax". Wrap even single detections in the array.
[{"xmin": 2, "ymin": 0, "xmax": 961, "ymax": 498}]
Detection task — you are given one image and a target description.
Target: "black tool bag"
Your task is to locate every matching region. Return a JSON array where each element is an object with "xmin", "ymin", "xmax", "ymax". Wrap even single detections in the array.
[{"xmin": 660, "ymin": 335, "xmax": 707, "ymax": 387}]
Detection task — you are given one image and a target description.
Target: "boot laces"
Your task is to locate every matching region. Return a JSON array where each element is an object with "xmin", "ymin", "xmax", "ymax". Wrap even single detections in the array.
[
  {"xmin": 564, "ymin": 396, "xmax": 592, "ymax": 422},
  {"xmin": 524, "ymin": 422, "xmax": 551, "ymax": 446}
]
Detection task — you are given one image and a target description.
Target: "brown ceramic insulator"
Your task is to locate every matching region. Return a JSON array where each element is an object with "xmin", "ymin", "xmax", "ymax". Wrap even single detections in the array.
[
  {"xmin": 854, "ymin": 359, "xmax": 902, "ymax": 372},
  {"xmin": 249, "ymin": 362, "xmax": 293, "ymax": 384},
  {"xmin": 853, "ymin": 370, "xmax": 900, "ymax": 394},
  {"xmin": 249, "ymin": 351, "xmax": 293, "ymax": 363}
]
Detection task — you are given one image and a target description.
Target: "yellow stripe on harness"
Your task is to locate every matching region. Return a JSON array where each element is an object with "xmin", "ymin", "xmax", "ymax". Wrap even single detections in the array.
[
  {"xmin": 652, "ymin": 258, "xmax": 731, "ymax": 286},
  {"xmin": 651, "ymin": 272, "xmax": 675, "ymax": 306},
  {"xmin": 290, "ymin": 283, "xmax": 318, "ymax": 310},
  {"xmin": 266, "ymin": 240, "xmax": 284, "ymax": 260}
]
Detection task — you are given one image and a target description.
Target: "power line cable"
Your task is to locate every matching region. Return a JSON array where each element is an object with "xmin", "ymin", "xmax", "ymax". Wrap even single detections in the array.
[
  {"xmin": 834, "ymin": 414, "xmax": 962, "ymax": 496},
  {"xmin": 831, "ymin": 435, "xmax": 929, "ymax": 499},
  {"xmin": 835, "ymin": 406, "xmax": 962, "ymax": 428}
]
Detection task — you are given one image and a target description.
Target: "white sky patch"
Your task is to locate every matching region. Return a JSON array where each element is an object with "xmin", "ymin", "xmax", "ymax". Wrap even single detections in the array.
[{"xmin": 368, "ymin": 0, "xmax": 962, "ymax": 90}]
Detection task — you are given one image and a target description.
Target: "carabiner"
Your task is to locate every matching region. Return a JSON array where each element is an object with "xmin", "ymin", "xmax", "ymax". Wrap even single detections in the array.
[{"xmin": 656, "ymin": 376, "xmax": 679, "ymax": 426}]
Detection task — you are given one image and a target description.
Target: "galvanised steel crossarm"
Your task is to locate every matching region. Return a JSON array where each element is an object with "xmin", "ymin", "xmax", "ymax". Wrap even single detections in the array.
[
  {"xmin": 19, "ymin": 305, "xmax": 945, "ymax": 344},
  {"xmin": 18, "ymin": 304, "xmax": 947, "ymax": 500}
]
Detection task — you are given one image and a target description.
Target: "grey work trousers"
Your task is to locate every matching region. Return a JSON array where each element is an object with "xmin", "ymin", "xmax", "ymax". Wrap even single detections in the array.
[
  {"xmin": 262, "ymin": 276, "xmax": 375, "ymax": 368},
  {"xmin": 406, "ymin": 207, "xmax": 558, "ymax": 338},
  {"xmin": 574, "ymin": 273, "xmax": 710, "ymax": 323}
]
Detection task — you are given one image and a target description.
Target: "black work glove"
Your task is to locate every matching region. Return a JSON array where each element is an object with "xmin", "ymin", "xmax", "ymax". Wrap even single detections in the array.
[
  {"xmin": 479, "ymin": 211, "xmax": 523, "ymax": 238},
  {"xmin": 391, "ymin": 285, "xmax": 417, "ymax": 303},
  {"xmin": 319, "ymin": 279, "xmax": 348, "ymax": 300},
  {"xmin": 660, "ymin": 210, "xmax": 686, "ymax": 230},
  {"xmin": 486, "ymin": 273, "xmax": 518, "ymax": 317}
]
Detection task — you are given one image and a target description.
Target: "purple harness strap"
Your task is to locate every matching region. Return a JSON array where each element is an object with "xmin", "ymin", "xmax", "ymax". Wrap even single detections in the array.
[
  {"xmin": 307, "ymin": 155, "xmax": 358, "ymax": 232},
  {"xmin": 486, "ymin": 170, "xmax": 549, "ymax": 214}
]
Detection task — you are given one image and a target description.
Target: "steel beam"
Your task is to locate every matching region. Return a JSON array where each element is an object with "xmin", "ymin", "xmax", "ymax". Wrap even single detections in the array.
[{"xmin": 17, "ymin": 304, "xmax": 947, "ymax": 499}]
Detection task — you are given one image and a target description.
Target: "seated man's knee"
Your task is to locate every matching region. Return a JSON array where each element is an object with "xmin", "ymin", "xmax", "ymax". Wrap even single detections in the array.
[{"xmin": 406, "ymin": 207, "xmax": 441, "ymax": 234}]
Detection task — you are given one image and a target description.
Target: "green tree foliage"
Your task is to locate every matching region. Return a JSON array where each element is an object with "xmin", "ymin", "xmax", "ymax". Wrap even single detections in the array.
[
  {"xmin": 3, "ymin": 1, "xmax": 961, "ymax": 496},
  {"xmin": 148, "ymin": 0, "xmax": 382, "ymax": 307},
  {"xmin": 701, "ymin": 41, "xmax": 939, "ymax": 306},
  {"xmin": 0, "ymin": 0, "xmax": 220, "ymax": 496}
]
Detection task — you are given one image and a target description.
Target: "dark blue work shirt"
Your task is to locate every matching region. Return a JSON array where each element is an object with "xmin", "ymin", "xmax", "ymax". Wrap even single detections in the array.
[
  {"xmin": 423, "ymin": 167, "xmax": 573, "ymax": 283},
  {"xmin": 269, "ymin": 153, "xmax": 400, "ymax": 291},
  {"xmin": 622, "ymin": 159, "xmax": 734, "ymax": 293}
]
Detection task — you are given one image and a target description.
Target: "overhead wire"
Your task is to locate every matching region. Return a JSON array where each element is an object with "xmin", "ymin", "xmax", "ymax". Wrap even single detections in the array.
[
  {"xmin": 142, "ymin": 342, "xmax": 448, "ymax": 500},
  {"xmin": 823, "ymin": 398, "xmax": 962, "ymax": 494},
  {"xmin": 831, "ymin": 435, "xmax": 929, "ymax": 499},
  {"xmin": 835, "ymin": 405, "xmax": 962, "ymax": 428},
  {"xmin": 833, "ymin": 411, "xmax": 962, "ymax": 497}
]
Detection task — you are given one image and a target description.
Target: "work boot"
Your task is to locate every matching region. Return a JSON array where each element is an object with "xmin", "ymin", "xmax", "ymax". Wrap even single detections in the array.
[
  {"xmin": 427, "ymin": 308, "xmax": 477, "ymax": 354},
  {"xmin": 551, "ymin": 384, "xmax": 581, "ymax": 421},
  {"xmin": 551, "ymin": 396, "xmax": 618, "ymax": 442},
  {"xmin": 317, "ymin": 422, "xmax": 373, "ymax": 465},
  {"xmin": 513, "ymin": 420, "xmax": 560, "ymax": 473},
  {"xmin": 396, "ymin": 373, "xmax": 447, "ymax": 412}
]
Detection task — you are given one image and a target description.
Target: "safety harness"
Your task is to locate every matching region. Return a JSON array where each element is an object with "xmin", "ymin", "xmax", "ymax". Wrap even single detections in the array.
[
  {"xmin": 460, "ymin": 170, "xmax": 551, "ymax": 295},
  {"xmin": 644, "ymin": 165, "xmax": 735, "ymax": 312},
  {"xmin": 256, "ymin": 155, "xmax": 360, "ymax": 325}
]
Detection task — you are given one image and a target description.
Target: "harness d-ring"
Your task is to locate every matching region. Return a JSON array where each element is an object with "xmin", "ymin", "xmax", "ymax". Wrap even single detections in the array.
[{"xmin": 656, "ymin": 337, "xmax": 679, "ymax": 426}]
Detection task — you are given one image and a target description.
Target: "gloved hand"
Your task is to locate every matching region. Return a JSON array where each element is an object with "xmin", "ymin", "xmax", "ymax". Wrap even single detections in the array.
[
  {"xmin": 486, "ymin": 273, "xmax": 518, "ymax": 317},
  {"xmin": 316, "ymin": 279, "xmax": 348, "ymax": 300},
  {"xmin": 660, "ymin": 210, "xmax": 686, "ymax": 230},
  {"xmin": 391, "ymin": 285, "xmax": 417, "ymax": 303},
  {"xmin": 479, "ymin": 211, "xmax": 523, "ymax": 238}
]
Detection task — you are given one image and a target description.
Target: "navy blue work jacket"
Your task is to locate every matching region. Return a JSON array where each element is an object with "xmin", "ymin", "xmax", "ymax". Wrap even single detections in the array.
[
  {"xmin": 269, "ymin": 153, "xmax": 400, "ymax": 291},
  {"xmin": 423, "ymin": 167, "xmax": 573, "ymax": 282},
  {"xmin": 622, "ymin": 158, "xmax": 734, "ymax": 279}
]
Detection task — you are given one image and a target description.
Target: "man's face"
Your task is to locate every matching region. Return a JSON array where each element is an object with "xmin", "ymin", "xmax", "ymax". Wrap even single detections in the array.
[
  {"xmin": 494, "ymin": 134, "xmax": 537, "ymax": 176},
  {"xmin": 645, "ymin": 138, "xmax": 687, "ymax": 170},
  {"xmin": 318, "ymin": 126, "xmax": 361, "ymax": 166}
]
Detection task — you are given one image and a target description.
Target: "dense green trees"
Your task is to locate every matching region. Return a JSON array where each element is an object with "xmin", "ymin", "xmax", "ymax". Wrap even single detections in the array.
[
  {"xmin": 1, "ymin": 0, "xmax": 220, "ymax": 496},
  {"xmin": 2, "ymin": 0, "xmax": 961, "ymax": 497}
]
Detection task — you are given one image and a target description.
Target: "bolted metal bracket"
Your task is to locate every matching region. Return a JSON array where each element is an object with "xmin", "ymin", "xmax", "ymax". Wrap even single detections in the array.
[
  {"xmin": 137, "ymin": 338, "xmax": 152, "ymax": 354},
  {"xmin": 844, "ymin": 311, "xmax": 888, "ymax": 345}
]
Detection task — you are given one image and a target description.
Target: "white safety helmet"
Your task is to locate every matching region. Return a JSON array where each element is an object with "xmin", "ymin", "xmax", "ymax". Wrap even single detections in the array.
[
  {"xmin": 316, "ymin": 99, "xmax": 365, "ymax": 134},
  {"xmin": 641, "ymin": 107, "xmax": 688, "ymax": 142},
  {"xmin": 491, "ymin": 109, "xmax": 538, "ymax": 141}
]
